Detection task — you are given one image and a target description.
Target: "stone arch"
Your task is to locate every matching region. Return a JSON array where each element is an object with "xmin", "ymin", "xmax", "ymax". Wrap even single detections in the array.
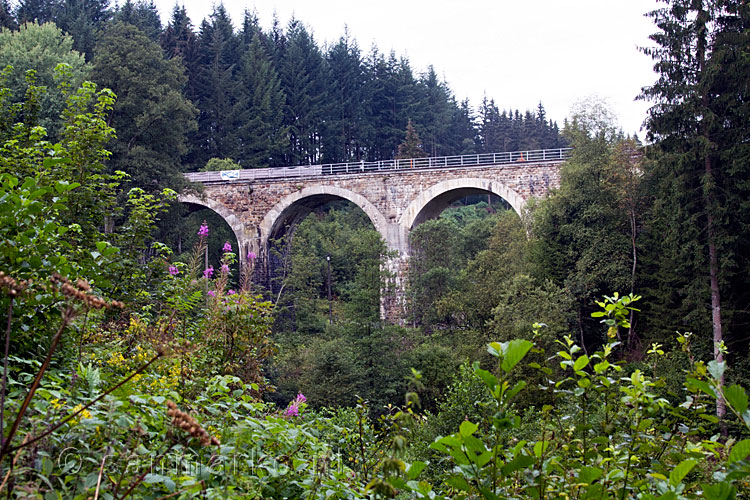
[
  {"xmin": 398, "ymin": 177, "xmax": 525, "ymax": 231},
  {"xmin": 259, "ymin": 185, "xmax": 389, "ymax": 248},
  {"xmin": 178, "ymin": 193, "xmax": 251, "ymax": 267}
]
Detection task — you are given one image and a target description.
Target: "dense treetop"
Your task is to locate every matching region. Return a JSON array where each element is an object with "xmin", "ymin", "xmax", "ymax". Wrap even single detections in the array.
[{"xmin": 1, "ymin": 0, "xmax": 565, "ymax": 188}]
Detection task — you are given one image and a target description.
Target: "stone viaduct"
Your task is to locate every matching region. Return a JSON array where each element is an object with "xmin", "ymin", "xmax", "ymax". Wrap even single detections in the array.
[{"xmin": 180, "ymin": 149, "xmax": 569, "ymax": 320}]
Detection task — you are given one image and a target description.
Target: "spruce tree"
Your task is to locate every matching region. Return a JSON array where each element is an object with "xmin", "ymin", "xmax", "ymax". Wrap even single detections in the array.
[
  {"xmin": 640, "ymin": 0, "xmax": 750, "ymax": 420},
  {"xmin": 396, "ymin": 120, "xmax": 427, "ymax": 159},
  {"xmin": 191, "ymin": 4, "xmax": 242, "ymax": 166},
  {"xmin": 235, "ymin": 37, "xmax": 287, "ymax": 168},
  {"xmin": 0, "ymin": 0, "xmax": 16, "ymax": 29},
  {"xmin": 279, "ymin": 19, "xmax": 326, "ymax": 165},
  {"xmin": 413, "ymin": 66, "xmax": 452, "ymax": 156},
  {"xmin": 15, "ymin": 0, "xmax": 61, "ymax": 25},
  {"xmin": 114, "ymin": 0, "xmax": 161, "ymax": 41},
  {"xmin": 368, "ymin": 49, "xmax": 411, "ymax": 160},
  {"xmin": 55, "ymin": 0, "xmax": 112, "ymax": 59},
  {"xmin": 323, "ymin": 33, "xmax": 370, "ymax": 162}
]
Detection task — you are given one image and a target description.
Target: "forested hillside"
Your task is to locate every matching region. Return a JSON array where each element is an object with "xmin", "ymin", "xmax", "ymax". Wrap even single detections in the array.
[
  {"xmin": 2, "ymin": 0, "xmax": 750, "ymax": 498},
  {"xmin": 0, "ymin": 0, "xmax": 565, "ymax": 187}
]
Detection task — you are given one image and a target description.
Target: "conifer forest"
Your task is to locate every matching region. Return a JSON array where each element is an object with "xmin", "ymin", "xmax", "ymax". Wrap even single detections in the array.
[{"xmin": 1, "ymin": 1, "xmax": 750, "ymax": 498}]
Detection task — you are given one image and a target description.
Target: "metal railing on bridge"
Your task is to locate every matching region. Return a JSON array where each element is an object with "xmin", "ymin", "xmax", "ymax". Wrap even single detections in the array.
[{"xmin": 184, "ymin": 147, "xmax": 572, "ymax": 184}]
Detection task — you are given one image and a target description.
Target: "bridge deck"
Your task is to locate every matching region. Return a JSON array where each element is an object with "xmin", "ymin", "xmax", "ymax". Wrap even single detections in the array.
[{"xmin": 184, "ymin": 147, "xmax": 571, "ymax": 184}]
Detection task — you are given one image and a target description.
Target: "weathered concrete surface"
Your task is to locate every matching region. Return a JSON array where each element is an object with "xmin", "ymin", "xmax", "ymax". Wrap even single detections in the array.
[{"xmin": 179, "ymin": 161, "xmax": 562, "ymax": 322}]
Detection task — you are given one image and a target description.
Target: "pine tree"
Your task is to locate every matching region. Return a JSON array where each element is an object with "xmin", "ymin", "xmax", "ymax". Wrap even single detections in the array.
[
  {"xmin": 478, "ymin": 97, "xmax": 501, "ymax": 152},
  {"xmin": 396, "ymin": 120, "xmax": 427, "ymax": 159},
  {"xmin": 15, "ymin": 0, "xmax": 61, "ymax": 25},
  {"xmin": 413, "ymin": 66, "xmax": 452, "ymax": 156},
  {"xmin": 239, "ymin": 8, "xmax": 261, "ymax": 46},
  {"xmin": 368, "ymin": 49, "xmax": 416, "ymax": 160},
  {"xmin": 279, "ymin": 19, "xmax": 326, "ymax": 164},
  {"xmin": 114, "ymin": 0, "xmax": 161, "ymax": 41},
  {"xmin": 640, "ymin": 0, "xmax": 750, "ymax": 421},
  {"xmin": 235, "ymin": 37, "xmax": 287, "ymax": 168},
  {"xmin": 322, "ymin": 33, "xmax": 370, "ymax": 162},
  {"xmin": 161, "ymin": 4, "xmax": 196, "ymax": 61},
  {"xmin": 0, "ymin": 0, "xmax": 16, "ymax": 29},
  {"xmin": 54, "ymin": 0, "xmax": 112, "ymax": 59},
  {"xmin": 191, "ymin": 4, "xmax": 242, "ymax": 166},
  {"xmin": 449, "ymin": 99, "xmax": 478, "ymax": 154}
]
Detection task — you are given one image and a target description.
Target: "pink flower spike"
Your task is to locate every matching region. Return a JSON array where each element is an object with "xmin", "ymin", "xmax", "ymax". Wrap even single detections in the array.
[
  {"xmin": 296, "ymin": 393, "xmax": 307, "ymax": 404},
  {"xmin": 247, "ymin": 251, "xmax": 257, "ymax": 260},
  {"xmin": 285, "ymin": 404, "xmax": 299, "ymax": 417},
  {"xmin": 203, "ymin": 266, "xmax": 214, "ymax": 279},
  {"xmin": 221, "ymin": 264, "xmax": 229, "ymax": 274},
  {"xmin": 207, "ymin": 290, "xmax": 216, "ymax": 297},
  {"xmin": 198, "ymin": 223, "xmax": 209, "ymax": 238},
  {"xmin": 228, "ymin": 289, "xmax": 236, "ymax": 295},
  {"xmin": 168, "ymin": 266, "xmax": 179, "ymax": 276},
  {"xmin": 222, "ymin": 241, "xmax": 232, "ymax": 253}
]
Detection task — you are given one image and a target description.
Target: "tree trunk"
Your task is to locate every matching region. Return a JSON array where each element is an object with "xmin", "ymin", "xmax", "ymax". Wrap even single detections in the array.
[
  {"xmin": 705, "ymin": 157, "xmax": 726, "ymax": 421},
  {"xmin": 695, "ymin": 1, "xmax": 725, "ymax": 423}
]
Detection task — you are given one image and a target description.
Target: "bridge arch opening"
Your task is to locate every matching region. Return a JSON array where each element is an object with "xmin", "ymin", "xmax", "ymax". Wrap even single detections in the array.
[
  {"xmin": 166, "ymin": 196, "xmax": 245, "ymax": 281},
  {"xmin": 399, "ymin": 178, "xmax": 525, "ymax": 231},
  {"xmin": 400, "ymin": 178, "xmax": 523, "ymax": 331},
  {"xmin": 260, "ymin": 186, "xmax": 389, "ymax": 247},
  {"xmin": 262, "ymin": 192, "xmax": 388, "ymax": 331}
]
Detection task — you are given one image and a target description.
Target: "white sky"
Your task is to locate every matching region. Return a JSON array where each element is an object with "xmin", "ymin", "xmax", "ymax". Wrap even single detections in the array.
[{"xmin": 149, "ymin": 0, "xmax": 661, "ymax": 136}]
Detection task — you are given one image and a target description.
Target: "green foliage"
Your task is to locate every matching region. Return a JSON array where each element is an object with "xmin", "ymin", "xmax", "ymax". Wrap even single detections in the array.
[
  {"xmin": 0, "ymin": 22, "xmax": 90, "ymax": 137},
  {"xmin": 235, "ymin": 37, "xmax": 288, "ymax": 168},
  {"xmin": 200, "ymin": 157, "xmax": 240, "ymax": 172},
  {"xmin": 91, "ymin": 21, "xmax": 197, "ymax": 192},
  {"xmin": 0, "ymin": 69, "xmax": 119, "ymax": 354},
  {"xmin": 272, "ymin": 205, "xmax": 386, "ymax": 332},
  {"xmin": 531, "ymin": 119, "xmax": 644, "ymax": 353}
]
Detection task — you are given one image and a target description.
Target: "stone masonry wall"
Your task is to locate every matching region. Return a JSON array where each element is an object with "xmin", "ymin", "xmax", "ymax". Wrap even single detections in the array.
[{"xmin": 180, "ymin": 160, "xmax": 563, "ymax": 322}]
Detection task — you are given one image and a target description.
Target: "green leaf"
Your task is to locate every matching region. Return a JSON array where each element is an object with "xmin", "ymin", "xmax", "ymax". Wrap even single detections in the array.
[
  {"xmin": 729, "ymin": 439, "xmax": 750, "ymax": 464},
  {"xmin": 446, "ymin": 475, "xmax": 470, "ymax": 492},
  {"xmin": 708, "ymin": 361, "xmax": 726, "ymax": 381},
  {"xmin": 533, "ymin": 440, "xmax": 550, "ymax": 458},
  {"xmin": 701, "ymin": 481, "xmax": 736, "ymax": 500},
  {"xmin": 475, "ymin": 368, "xmax": 498, "ymax": 392},
  {"xmin": 724, "ymin": 385, "xmax": 748, "ymax": 414},
  {"xmin": 579, "ymin": 466, "xmax": 603, "ymax": 484},
  {"xmin": 406, "ymin": 461, "xmax": 427, "ymax": 480},
  {"xmin": 685, "ymin": 377, "xmax": 717, "ymax": 397},
  {"xmin": 669, "ymin": 458, "xmax": 697, "ymax": 487},
  {"xmin": 504, "ymin": 380, "xmax": 527, "ymax": 401},
  {"xmin": 480, "ymin": 487, "xmax": 501, "ymax": 500},
  {"xmin": 500, "ymin": 454, "xmax": 534, "ymax": 475},
  {"xmin": 459, "ymin": 420, "xmax": 478, "ymax": 437},
  {"xmin": 574, "ymin": 354, "xmax": 590, "ymax": 372},
  {"xmin": 500, "ymin": 339, "xmax": 533, "ymax": 373}
]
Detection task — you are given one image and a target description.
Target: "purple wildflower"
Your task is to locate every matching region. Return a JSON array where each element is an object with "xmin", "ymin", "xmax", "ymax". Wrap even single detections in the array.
[
  {"xmin": 223, "ymin": 241, "xmax": 232, "ymax": 253},
  {"xmin": 203, "ymin": 266, "xmax": 214, "ymax": 279},
  {"xmin": 168, "ymin": 266, "xmax": 179, "ymax": 276},
  {"xmin": 247, "ymin": 251, "xmax": 257, "ymax": 260},
  {"xmin": 228, "ymin": 289, "xmax": 236, "ymax": 295},
  {"xmin": 285, "ymin": 404, "xmax": 299, "ymax": 417},
  {"xmin": 198, "ymin": 222, "xmax": 209, "ymax": 238},
  {"xmin": 220, "ymin": 264, "xmax": 229, "ymax": 274},
  {"xmin": 295, "ymin": 393, "xmax": 307, "ymax": 404},
  {"xmin": 207, "ymin": 290, "xmax": 216, "ymax": 297}
]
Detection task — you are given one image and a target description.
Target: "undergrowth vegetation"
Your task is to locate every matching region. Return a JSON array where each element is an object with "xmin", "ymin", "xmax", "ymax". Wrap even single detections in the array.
[{"xmin": 4, "ymin": 4, "xmax": 750, "ymax": 494}]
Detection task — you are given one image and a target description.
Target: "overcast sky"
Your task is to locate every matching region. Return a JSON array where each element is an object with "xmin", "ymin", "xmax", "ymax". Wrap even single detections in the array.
[{"xmin": 149, "ymin": 0, "xmax": 661, "ymax": 136}]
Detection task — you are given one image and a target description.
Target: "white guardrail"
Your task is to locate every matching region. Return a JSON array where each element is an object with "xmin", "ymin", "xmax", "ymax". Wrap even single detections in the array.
[{"xmin": 184, "ymin": 148, "xmax": 572, "ymax": 184}]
